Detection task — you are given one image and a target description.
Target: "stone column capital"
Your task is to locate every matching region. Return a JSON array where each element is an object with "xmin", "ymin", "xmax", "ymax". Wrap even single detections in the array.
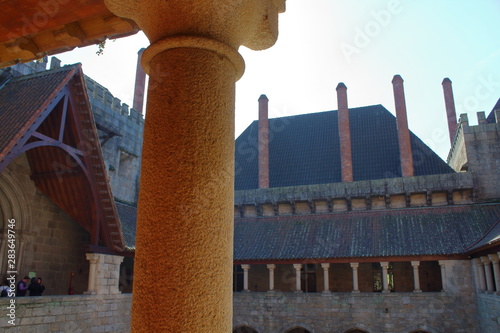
[
  {"xmin": 266, "ymin": 264, "xmax": 276, "ymax": 270},
  {"xmin": 488, "ymin": 254, "xmax": 499, "ymax": 264},
  {"xmin": 85, "ymin": 253, "xmax": 100, "ymax": 264},
  {"xmin": 411, "ymin": 261, "xmax": 420, "ymax": 267},
  {"xmin": 321, "ymin": 263, "xmax": 330, "ymax": 269},
  {"xmin": 293, "ymin": 263, "xmax": 303, "ymax": 270},
  {"xmin": 350, "ymin": 262, "xmax": 359, "ymax": 269},
  {"xmin": 380, "ymin": 262, "xmax": 389, "ymax": 269},
  {"xmin": 241, "ymin": 264, "xmax": 251, "ymax": 270},
  {"xmin": 480, "ymin": 256, "xmax": 492, "ymax": 265}
]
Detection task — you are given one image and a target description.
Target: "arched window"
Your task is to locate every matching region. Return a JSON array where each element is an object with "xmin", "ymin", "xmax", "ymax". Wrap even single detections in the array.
[
  {"xmin": 285, "ymin": 327, "xmax": 311, "ymax": 333},
  {"xmin": 233, "ymin": 326, "xmax": 258, "ymax": 333}
]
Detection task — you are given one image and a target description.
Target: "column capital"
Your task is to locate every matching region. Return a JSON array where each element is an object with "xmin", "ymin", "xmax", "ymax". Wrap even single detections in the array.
[
  {"xmin": 321, "ymin": 263, "xmax": 331, "ymax": 269},
  {"xmin": 473, "ymin": 258, "xmax": 483, "ymax": 267},
  {"xmin": 380, "ymin": 261, "xmax": 389, "ymax": 268},
  {"xmin": 266, "ymin": 264, "xmax": 276, "ymax": 269},
  {"xmin": 488, "ymin": 254, "xmax": 499, "ymax": 264},
  {"xmin": 411, "ymin": 261, "xmax": 420, "ymax": 267},
  {"xmin": 85, "ymin": 253, "xmax": 100, "ymax": 264},
  {"xmin": 350, "ymin": 262, "xmax": 359, "ymax": 269},
  {"xmin": 241, "ymin": 264, "xmax": 251, "ymax": 270},
  {"xmin": 293, "ymin": 263, "xmax": 303, "ymax": 270},
  {"xmin": 480, "ymin": 256, "xmax": 492, "ymax": 265},
  {"xmin": 438, "ymin": 260, "xmax": 446, "ymax": 267}
]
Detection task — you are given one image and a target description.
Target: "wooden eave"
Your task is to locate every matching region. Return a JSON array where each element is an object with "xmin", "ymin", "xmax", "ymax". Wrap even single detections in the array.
[
  {"xmin": 0, "ymin": 65, "xmax": 125, "ymax": 252},
  {"xmin": 0, "ymin": 0, "xmax": 139, "ymax": 68}
]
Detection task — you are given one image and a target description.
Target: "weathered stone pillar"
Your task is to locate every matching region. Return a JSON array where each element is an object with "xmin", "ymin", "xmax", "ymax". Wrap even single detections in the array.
[
  {"xmin": 350, "ymin": 262, "xmax": 360, "ymax": 293},
  {"xmin": 481, "ymin": 256, "xmax": 494, "ymax": 293},
  {"xmin": 85, "ymin": 253, "xmax": 99, "ymax": 295},
  {"xmin": 294, "ymin": 264, "xmax": 303, "ymax": 292},
  {"xmin": 411, "ymin": 261, "xmax": 422, "ymax": 292},
  {"xmin": 103, "ymin": 1, "xmax": 285, "ymax": 331},
  {"xmin": 380, "ymin": 262, "xmax": 390, "ymax": 293},
  {"xmin": 488, "ymin": 254, "xmax": 500, "ymax": 293},
  {"xmin": 242, "ymin": 264, "xmax": 250, "ymax": 292},
  {"xmin": 85, "ymin": 253, "xmax": 124, "ymax": 295},
  {"xmin": 267, "ymin": 264, "xmax": 275, "ymax": 291},
  {"xmin": 438, "ymin": 260, "xmax": 447, "ymax": 292},
  {"xmin": 474, "ymin": 258, "xmax": 487, "ymax": 292},
  {"xmin": 321, "ymin": 263, "xmax": 330, "ymax": 293}
]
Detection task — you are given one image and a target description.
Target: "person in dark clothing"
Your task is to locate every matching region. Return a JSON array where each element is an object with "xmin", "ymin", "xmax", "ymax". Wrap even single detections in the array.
[
  {"xmin": 28, "ymin": 277, "xmax": 45, "ymax": 296},
  {"xmin": 16, "ymin": 276, "xmax": 29, "ymax": 296}
]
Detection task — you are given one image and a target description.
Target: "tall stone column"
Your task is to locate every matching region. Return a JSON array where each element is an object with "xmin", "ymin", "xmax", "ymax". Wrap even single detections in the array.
[
  {"xmin": 242, "ymin": 264, "xmax": 251, "ymax": 292},
  {"xmin": 103, "ymin": 1, "xmax": 285, "ymax": 331},
  {"xmin": 380, "ymin": 262, "xmax": 390, "ymax": 293},
  {"xmin": 438, "ymin": 260, "xmax": 447, "ymax": 292},
  {"xmin": 411, "ymin": 261, "xmax": 422, "ymax": 292},
  {"xmin": 294, "ymin": 264, "xmax": 303, "ymax": 292},
  {"xmin": 488, "ymin": 254, "xmax": 500, "ymax": 293},
  {"xmin": 85, "ymin": 253, "xmax": 99, "ymax": 295},
  {"xmin": 474, "ymin": 258, "xmax": 487, "ymax": 292},
  {"xmin": 481, "ymin": 256, "xmax": 494, "ymax": 293},
  {"xmin": 321, "ymin": 263, "xmax": 330, "ymax": 293},
  {"xmin": 267, "ymin": 264, "xmax": 275, "ymax": 291},
  {"xmin": 350, "ymin": 262, "xmax": 360, "ymax": 293}
]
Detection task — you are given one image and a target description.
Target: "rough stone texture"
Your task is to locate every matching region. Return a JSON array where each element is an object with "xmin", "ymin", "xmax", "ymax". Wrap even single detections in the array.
[
  {"xmin": 476, "ymin": 294, "xmax": 500, "ymax": 333},
  {"xmin": 0, "ymin": 154, "xmax": 89, "ymax": 295},
  {"xmin": 85, "ymin": 76, "xmax": 144, "ymax": 205},
  {"xmin": 0, "ymin": 294, "xmax": 131, "ymax": 332},
  {"xmin": 448, "ymin": 112, "xmax": 500, "ymax": 200},
  {"xmin": 86, "ymin": 254, "xmax": 124, "ymax": 295}
]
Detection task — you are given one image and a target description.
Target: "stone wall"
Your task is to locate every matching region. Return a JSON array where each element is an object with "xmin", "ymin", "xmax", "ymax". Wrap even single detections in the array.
[
  {"xmin": 233, "ymin": 292, "xmax": 478, "ymax": 333},
  {"xmin": 0, "ymin": 294, "xmax": 131, "ymax": 332},
  {"xmin": 0, "ymin": 154, "xmax": 90, "ymax": 295},
  {"xmin": 476, "ymin": 294, "xmax": 500, "ymax": 333},
  {"xmin": 85, "ymin": 76, "xmax": 144, "ymax": 205}
]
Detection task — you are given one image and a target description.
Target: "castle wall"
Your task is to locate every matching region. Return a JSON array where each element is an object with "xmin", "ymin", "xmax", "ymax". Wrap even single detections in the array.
[
  {"xmin": 84, "ymin": 76, "xmax": 144, "ymax": 205},
  {"xmin": 476, "ymin": 294, "xmax": 500, "ymax": 333},
  {"xmin": 0, "ymin": 154, "xmax": 90, "ymax": 295}
]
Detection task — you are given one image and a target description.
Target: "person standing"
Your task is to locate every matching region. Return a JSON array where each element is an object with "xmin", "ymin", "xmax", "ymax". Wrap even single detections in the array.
[
  {"xmin": 16, "ymin": 276, "xmax": 29, "ymax": 296},
  {"xmin": 28, "ymin": 277, "xmax": 45, "ymax": 296}
]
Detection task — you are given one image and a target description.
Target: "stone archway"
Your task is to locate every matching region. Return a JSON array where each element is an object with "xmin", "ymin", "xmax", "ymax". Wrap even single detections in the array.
[
  {"xmin": 285, "ymin": 327, "xmax": 312, "ymax": 333},
  {"xmin": 233, "ymin": 325, "xmax": 259, "ymax": 333},
  {"xmin": 0, "ymin": 169, "xmax": 32, "ymax": 277},
  {"xmin": 344, "ymin": 329, "xmax": 369, "ymax": 333}
]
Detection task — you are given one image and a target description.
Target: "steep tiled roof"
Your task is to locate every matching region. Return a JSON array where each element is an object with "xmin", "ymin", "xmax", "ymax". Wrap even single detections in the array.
[
  {"xmin": 0, "ymin": 65, "xmax": 76, "ymax": 158},
  {"xmin": 234, "ymin": 204, "xmax": 500, "ymax": 261},
  {"xmin": 116, "ymin": 202, "xmax": 137, "ymax": 250},
  {"xmin": 235, "ymin": 105, "xmax": 454, "ymax": 190}
]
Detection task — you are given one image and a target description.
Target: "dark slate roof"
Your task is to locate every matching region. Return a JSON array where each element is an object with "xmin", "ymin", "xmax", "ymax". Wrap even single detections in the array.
[
  {"xmin": 234, "ymin": 204, "xmax": 500, "ymax": 261},
  {"xmin": 486, "ymin": 98, "xmax": 500, "ymax": 123},
  {"xmin": 0, "ymin": 65, "xmax": 76, "ymax": 158},
  {"xmin": 465, "ymin": 219, "xmax": 500, "ymax": 252},
  {"xmin": 116, "ymin": 202, "xmax": 137, "ymax": 250},
  {"xmin": 235, "ymin": 105, "xmax": 454, "ymax": 190}
]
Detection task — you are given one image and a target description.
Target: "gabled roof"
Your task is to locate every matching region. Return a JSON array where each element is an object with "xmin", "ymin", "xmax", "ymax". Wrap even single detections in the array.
[
  {"xmin": 235, "ymin": 105, "xmax": 454, "ymax": 190},
  {"xmin": 0, "ymin": 64, "xmax": 125, "ymax": 252},
  {"xmin": 234, "ymin": 204, "xmax": 500, "ymax": 262},
  {"xmin": 116, "ymin": 201, "xmax": 137, "ymax": 250}
]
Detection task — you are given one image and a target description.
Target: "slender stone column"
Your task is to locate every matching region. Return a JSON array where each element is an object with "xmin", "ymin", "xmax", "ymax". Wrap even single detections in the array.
[
  {"xmin": 350, "ymin": 263, "xmax": 360, "ymax": 293},
  {"xmin": 103, "ymin": 1, "xmax": 284, "ymax": 331},
  {"xmin": 267, "ymin": 264, "xmax": 275, "ymax": 291},
  {"xmin": 294, "ymin": 264, "xmax": 303, "ymax": 292},
  {"xmin": 474, "ymin": 258, "xmax": 487, "ymax": 292},
  {"xmin": 438, "ymin": 260, "xmax": 447, "ymax": 292},
  {"xmin": 488, "ymin": 254, "xmax": 500, "ymax": 293},
  {"xmin": 481, "ymin": 256, "xmax": 494, "ymax": 293},
  {"xmin": 321, "ymin": 263, "xmax": 330, "ymax": 293},
  {"xmin": 411, "ymin": 261, "xmax": 422, "ymax": 292},
  {"xmin": 380, "ymin": 262, "xmax": 390, "ymax": 293},
  {"xmin": 241, "ymin": 264, "xmax": 251, "ymax": 292},
  {"xmin": 85, "ymin": 253, "xmax": 99, "ymax": 295}
]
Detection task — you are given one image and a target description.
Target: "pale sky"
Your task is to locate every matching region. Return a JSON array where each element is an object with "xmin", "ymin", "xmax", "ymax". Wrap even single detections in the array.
[{"xmin": 55, "ymin": 0, "xmax": 500, "ymax": 160}]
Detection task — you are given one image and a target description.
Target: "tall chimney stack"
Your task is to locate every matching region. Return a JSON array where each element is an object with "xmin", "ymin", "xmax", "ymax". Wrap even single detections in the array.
[
  {"xmin": 133, "ymin": 48, "xmax": 146, "ymax": 114},
  {"xmin": 336, "ymin": 82, "xmax": 353, "ymax": 182},
  {"xmin": 442, "ymin": 78, "xmax": 457, "ymax": 144},
  {"xmin": 392, "ymin": 74, "xmax": 414, "ymax": 177},
  {"xmin": 258, "ymin": 94, "xmax": 270, "ymax": 188}
]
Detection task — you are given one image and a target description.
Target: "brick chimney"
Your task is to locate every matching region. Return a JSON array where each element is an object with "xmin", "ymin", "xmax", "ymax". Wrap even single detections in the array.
[
  {"xmin": 336, "ymin": 82, "xmax": 353, "ymax": 182},
  {"xmin": 258, "ymin": 94, "xmax": 270, "ymax": 188},
  {"xmin": 392, "ymin": 74, "xmax": 414, "ymax": 177},
  {"xmin": 442, "ymin": 78, "xmax": 457, "ymax": 144},
  {"xmin": 133, "ymin": 48, "xmax": 146, "ymax": 114}
]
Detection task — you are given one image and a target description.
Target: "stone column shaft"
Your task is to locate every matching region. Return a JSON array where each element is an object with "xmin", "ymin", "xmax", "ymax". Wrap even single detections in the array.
[
  {"xmin": 321, "ymin": 263, "xmax": 330, "ymax": 293},
  {"xmin": 381, "ymin": 262, "xmax": 390, "ymax": 293},
  {"xmin": 267, "ymin": 264, "xmax": 275, "ymax": 291},
  {"xmin": 242, "ymin": 264, "xmax": 250, "ymax": 292},
  {"xmin": 474, "ymin": 258, "xmax": 487, "ymax": 292},
  {"xmin": 411, "ymin": 261, "xmax": 421, "ymax": 292},
  {"xmin": 85, "ymin": 253, "xmax": 98, "ymax": 294},
  {"xmin": 493, "ymin": 254, "xmax": 500, "ymax": 293},
  {"xmin": 294, "ymin": 264, "xmax": 302, "ymax": 292},
  {"xmin": 481, "ymin": 256, "xmax": 494, "ymax": 293},
  {"xmin": 350, "ymin": 262, "xmax": 359, "ymax": 293},
  {"xmin": 439, "ymin": 260, "xmax": 447, "ymax": 292}
]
